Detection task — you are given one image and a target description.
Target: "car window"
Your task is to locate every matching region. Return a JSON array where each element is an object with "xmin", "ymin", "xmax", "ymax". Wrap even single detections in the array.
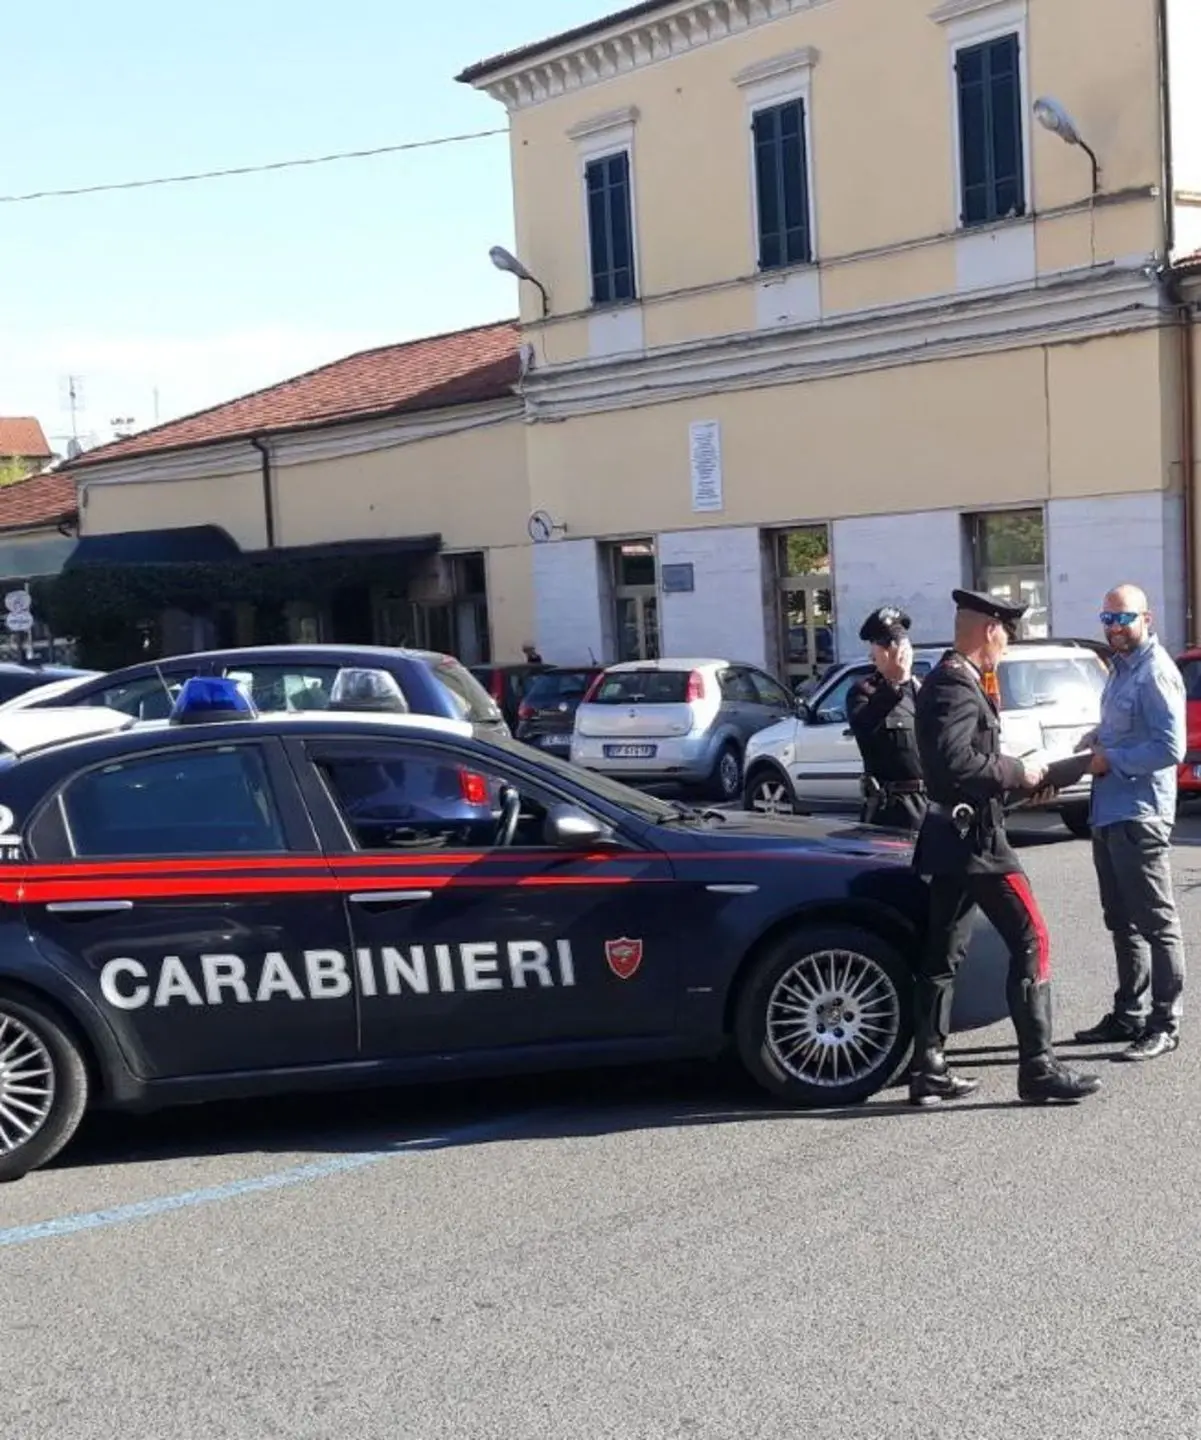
[
  {"xmin": 809, "ymin": 668, "xmax": 866, "ymax": 724},
  {"xmin": 718, "ymin": 668, "xmax": 757, "ymax": 703},
  {"xmin": 223, "ymin": 664, "xmax": 342, "ymax": 712},
  {"xmin": 748, "ymin": 670, "xmax": 794, "ymax": 707},
  {"xmin": 523, "ymin": 670, "xmax": 596, "ymax": 705},
  {"xmin": 314, "ymin": 745, "xmax": 553, "ymax": 852},
  {"xmin": 54, "ymin": 745, "xmax": 287, "ymax": 858},
  {"xmin": 591, "ymin": 671, "xmax": 692, "ymax": 704},
  {"xmin": 997, "ymin": 654, "xmax": 1108, "ymax": 711},
  {"xmin": 428, "ymin": 658, "xmax": 504, "ymax": 723},
  {"xmin": 84, "ymin": 673, "xmax": 194, "ymax": 721},
  {"xmin": 1179, "ymin": 657, "xmax": 1201, "ymax": 701},
  {"xmin": 0, "ymin": 673, "xmax": 50, "ymax": 703}
]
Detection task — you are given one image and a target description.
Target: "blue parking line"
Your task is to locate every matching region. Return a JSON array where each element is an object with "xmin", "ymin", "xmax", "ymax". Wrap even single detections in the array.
[{"xmin": 0, "ymin": 1110, "xmax": 545, "ymax": 1250}]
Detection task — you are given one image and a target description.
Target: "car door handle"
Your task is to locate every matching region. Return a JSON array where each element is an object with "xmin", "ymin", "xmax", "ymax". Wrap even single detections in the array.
[
  {"xmin": 45, "ymin": 900, "xmax": 134, "ymax": 915},
  {"xmin": 347, "ymin": 890, "xmax": 434, "ymax": 906}
]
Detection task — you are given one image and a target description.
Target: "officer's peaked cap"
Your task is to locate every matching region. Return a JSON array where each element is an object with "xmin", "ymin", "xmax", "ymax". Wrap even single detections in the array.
[
  {"xmin": 858, "ymin": 606, "xmax": 911, "ymax": 645},
  {"xmin": 952, "ymin": 588, "xmax": 1027, "ymax": 627}
]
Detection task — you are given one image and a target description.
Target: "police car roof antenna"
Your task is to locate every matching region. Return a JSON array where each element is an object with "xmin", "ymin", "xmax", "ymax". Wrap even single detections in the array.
[{"xmin": 152, "ymin": 662, "xmax": 172, "ymax": 706}]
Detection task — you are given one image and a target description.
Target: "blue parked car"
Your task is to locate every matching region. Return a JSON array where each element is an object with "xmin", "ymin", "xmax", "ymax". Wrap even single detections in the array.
[{"xmin": 8, "ymin": 644, "xmax": 511, "ymax": 741}]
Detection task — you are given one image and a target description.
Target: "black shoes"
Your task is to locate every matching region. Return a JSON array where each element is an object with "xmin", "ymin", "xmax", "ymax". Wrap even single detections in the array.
[
  {"xmin": 908, "ymin": 1056, "xmax": 980, "ymax": 1106},
  {"xmin": 1073, "ymin": 1012, "xmax": 1144, "ymax": 1045},
  {"xmin": 1116, "ymin": 1031, "xmax": 1179, "ymax": 1062},
  {"xmin": 1017, "ymin": 1058, "xmax": 1102, "ymax": 1104}
]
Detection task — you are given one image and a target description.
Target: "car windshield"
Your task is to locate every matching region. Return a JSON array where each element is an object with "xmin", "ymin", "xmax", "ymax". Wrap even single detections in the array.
[
  {"xmin": 524, "ymin": 670, "xmax": 596, "ymax": 705},
  {"xmin": 590, "ymin": 671, "xmax": 691, "ymax": 704},
  {"xmin": 998, "ymin": 654, "xmax": 1109, "ymax": 710},
  {"xmin": 428, "ymin": 658, "xmax": 504, "ymax": 724},
  {"xmin": 484, "ymin": 735, "xmax": 687, "ymax": 823}
]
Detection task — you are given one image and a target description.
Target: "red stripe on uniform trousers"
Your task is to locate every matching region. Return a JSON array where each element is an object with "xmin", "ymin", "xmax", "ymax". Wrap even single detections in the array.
[{"xmin": 1003, "ymin": 872, "xmax": 1051, "ymax": 983}]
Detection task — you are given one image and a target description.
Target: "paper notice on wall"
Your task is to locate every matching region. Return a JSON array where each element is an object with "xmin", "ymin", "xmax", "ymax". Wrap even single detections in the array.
[{"xmin": 689, "ymin": 420, "xmax": 723, "ymax": 513}]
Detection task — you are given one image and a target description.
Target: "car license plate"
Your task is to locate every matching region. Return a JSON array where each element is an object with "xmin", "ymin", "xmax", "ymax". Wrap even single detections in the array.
[
  {"xmin": 1193, "ymin": 764, "xmax": 1201, "ymax": 781},
  {"xmin": 541, "ymin": 734, "xmax": 570, "ymax": 749},
  {"xmin": 604, "ymin": 744, "xmax": 656, "ymax": 759}
]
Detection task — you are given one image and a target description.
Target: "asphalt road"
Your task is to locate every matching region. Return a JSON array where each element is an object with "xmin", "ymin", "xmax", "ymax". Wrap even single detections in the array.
[{"xmin": 4, "ymin": 811, "xmax": 1201, "ymax": 1439}]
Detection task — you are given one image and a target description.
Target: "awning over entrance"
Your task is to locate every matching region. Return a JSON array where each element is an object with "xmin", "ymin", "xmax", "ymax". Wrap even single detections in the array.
[
  {"xmin": 63, "ymin": 525, "xmax": 242, "ymax": 569},
  {"xmin": 63, "ymin": 528, "xmax": 443, "ymax": 569}
]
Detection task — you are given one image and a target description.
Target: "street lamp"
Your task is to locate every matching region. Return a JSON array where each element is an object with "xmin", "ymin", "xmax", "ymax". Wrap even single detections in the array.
[
  {"xmin": 489, "ymin": 245, "xmax": 550, "ymax": 319},
  {"xmin": 1033, "ymin": 96, "xmax": 1100, "ymax": 195}
]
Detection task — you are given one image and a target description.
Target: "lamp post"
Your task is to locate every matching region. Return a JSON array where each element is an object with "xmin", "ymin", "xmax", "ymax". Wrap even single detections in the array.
[
  {"xmin": 489, "ymin": 245, "xmax": 550, "ymax": 319},
  {"xmin": 1034, "ymin": 96, "xmax": 1101, "ymax": 195}
]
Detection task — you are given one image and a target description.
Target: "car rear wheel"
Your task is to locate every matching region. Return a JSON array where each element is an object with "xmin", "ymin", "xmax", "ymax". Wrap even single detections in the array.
[
  {"xmin": 706, "ymin": 742, "xmax": 743, "ymax": 802},
  {"xmin": 743, "ymin": 767, "xmax": 798, "ymax": 816},
  {"xmin": 0, "ymin": 996, "xmax": 89, "ymax": 1183},
  {"xmin": 1060, "ymin": 802, "xmax": 1091, "ymax": 838},
  {"xmin": 734, "ymin": 925, "xmax": 914, "ymax": 1108}
]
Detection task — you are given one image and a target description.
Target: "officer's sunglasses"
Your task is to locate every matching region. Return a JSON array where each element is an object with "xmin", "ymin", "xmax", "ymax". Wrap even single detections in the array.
[{"xmin": 1099, "ymin": 610, "xmax": 1140, "ymax": 627}]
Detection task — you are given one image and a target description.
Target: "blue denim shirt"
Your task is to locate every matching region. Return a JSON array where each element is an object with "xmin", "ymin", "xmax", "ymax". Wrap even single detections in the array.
[{"xmin": 1090, "ymin": 634, "xmax": 1187, "ymax": 828}]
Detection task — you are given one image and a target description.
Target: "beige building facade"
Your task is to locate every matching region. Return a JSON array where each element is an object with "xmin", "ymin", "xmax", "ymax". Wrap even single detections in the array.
[{"xmin": 462, "ymin": 0, "xmax": 1201, "ymax": 679}]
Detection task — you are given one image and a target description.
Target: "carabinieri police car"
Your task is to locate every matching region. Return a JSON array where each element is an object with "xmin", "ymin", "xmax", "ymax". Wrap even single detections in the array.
[{"xmin": 0, "ymin": 671, "xmax": 993, "ymax": 1181}]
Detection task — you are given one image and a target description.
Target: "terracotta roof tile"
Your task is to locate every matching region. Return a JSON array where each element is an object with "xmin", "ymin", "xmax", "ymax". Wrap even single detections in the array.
[
  {"xmin": 0, "ymin": 469, "xmax": 76, "ymax": 533},
  {"xmin": 66, "ymin": 318, "xmax": 522, "ymax": 470},
  {"xmin": 0, "ymin": 418, "xmax": 53, "ymax": 460}
]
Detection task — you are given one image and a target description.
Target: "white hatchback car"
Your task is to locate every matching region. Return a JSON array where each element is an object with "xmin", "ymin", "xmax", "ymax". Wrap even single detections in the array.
[{"xmin": 742, "ymin": 641, "xmax": 1110, "ymax": 837}]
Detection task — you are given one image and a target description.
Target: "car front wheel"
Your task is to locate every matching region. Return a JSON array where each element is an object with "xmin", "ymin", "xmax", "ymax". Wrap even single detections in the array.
[
  {"xmin": 0, "ymin": 996, "xmax": 89, "ymax": 1183},
  {"xmin": 734, "ymin": 925, "xmax": 914, "ymax": 1107},
  {"xmin": 1060, "ymin": 801, "xmax": 1091, "ymax": 838},
  {"xmin": 743, "ymin": 767, "xmax": 798, "ymax": 816}
]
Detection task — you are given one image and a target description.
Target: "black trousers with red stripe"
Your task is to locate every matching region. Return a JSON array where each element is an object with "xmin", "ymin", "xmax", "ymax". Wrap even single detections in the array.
[{"xmin": 915, "ymin": 870, "xmax": 1054, "ymax": 1067}]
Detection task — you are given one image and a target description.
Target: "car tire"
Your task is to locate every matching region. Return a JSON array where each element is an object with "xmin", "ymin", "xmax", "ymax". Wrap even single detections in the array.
[
  {"xmin": 707, "ymin": 742, "xmax": 743, "ymax": 803},
  {"xmin": 1060, "ymin": 801, "xmax": 1091, "ymax": 839},
  {"xmin": 743, "ymin": 766, "xmax": 798, "ymax": 816},
  {"xmin": 0, "ymin": 995, "xmax": 89, "ymax": 1183},
  {"xmin": 733, "ymin": 924, "xmax": 914, "ymax": 1108}
]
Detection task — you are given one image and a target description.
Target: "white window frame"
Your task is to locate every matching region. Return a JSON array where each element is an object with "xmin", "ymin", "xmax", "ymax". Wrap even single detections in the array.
[
  {"xmin": 734, "ymin": 48, "xmax": 820, "ymax": 273},
  {"xmin": 931, "ymin": 0, "xmax": 1032, "ymax": 232},
  {"xmin": 568, "ymin": 107, "xmax": 642, "ymax": 310}
]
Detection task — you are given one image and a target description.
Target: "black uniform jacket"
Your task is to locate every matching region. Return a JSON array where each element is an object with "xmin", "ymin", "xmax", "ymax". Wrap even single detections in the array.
[
  {"xmin": 846, "ymin": 672, "xmax": 923, "ymax": 784},
  {"xmin": 911, "ymin": 650, "xmax": 1027, "ymax": 877}
]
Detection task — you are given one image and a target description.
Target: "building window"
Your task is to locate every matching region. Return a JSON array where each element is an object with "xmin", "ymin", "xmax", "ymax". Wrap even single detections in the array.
[
  {"xmin": 771, "ymin": 525, "xmax": 835, "ymax": 689},
  {"xmin": 967, "ymin": 508, "xmax": 1047, "ymax": 637},
  {"xmin": 956, "ymin": 33, "xmax": 1025, "ymax": 227},
  {"xmin": 753, "ymin": 100, "xmax": 812, "ymax": 270},
  {"xmin": 608, "ymin": 540, "xmax": 658, "ymax": 662},
  {"xmin": 586, "ymin": 152, "xmax": 637, "ymax": 306}
]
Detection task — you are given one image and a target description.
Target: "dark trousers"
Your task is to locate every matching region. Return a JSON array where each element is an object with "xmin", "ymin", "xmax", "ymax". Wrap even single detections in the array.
[
  {"xmin": 1091, "ymin": 819, "xmax": 1186, "ymax": 1035},
  {"xmin": 915, "ymin": 871, "xmax": 1053, "ymax": 1067}
]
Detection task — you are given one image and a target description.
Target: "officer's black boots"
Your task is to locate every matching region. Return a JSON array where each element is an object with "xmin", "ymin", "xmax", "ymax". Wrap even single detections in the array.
[
  {"xmin": 908, "ymin": 1049, "xmax": 980, "ymax": 1106},
  {"xmin": 1012, "ymin": 980, "xmax": 1102, "ymax": 1104}
]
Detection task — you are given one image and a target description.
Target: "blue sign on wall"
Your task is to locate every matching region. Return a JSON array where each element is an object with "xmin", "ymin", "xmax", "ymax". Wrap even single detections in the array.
[{"xmin": 661, "ymin": 563, "xmax": 695, "ymax": 594}]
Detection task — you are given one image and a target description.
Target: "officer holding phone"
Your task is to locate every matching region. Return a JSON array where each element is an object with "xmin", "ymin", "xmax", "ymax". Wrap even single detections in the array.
[{"xmin": 847, "ymin": 606, "xmax": 927, "ymax": 832}]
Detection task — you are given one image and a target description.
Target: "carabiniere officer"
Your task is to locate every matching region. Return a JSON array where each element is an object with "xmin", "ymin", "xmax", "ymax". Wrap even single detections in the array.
[
  {"xmin": 908, "ymin": 588, "xmax": 1102, "ymax": 1107},
  {"xmin": 846, "ymin": 606, "xmax": 927, "ymax": 832}
]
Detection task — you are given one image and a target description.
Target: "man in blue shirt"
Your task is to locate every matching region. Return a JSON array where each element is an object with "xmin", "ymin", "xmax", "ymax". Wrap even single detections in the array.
[{"xmin": 1073, "ymin": 584, "xmax": 1187, "ymax": 1060}]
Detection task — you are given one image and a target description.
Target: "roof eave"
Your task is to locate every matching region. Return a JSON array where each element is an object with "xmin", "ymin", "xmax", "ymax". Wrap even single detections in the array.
[{"xmin": 61, "ymin": 381, "xmax": 522, "ymax": 475}]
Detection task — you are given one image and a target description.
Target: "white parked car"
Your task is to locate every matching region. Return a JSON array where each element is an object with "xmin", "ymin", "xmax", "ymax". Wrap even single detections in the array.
[
  {"xmin": 742, "ymin": 641, "xmax": 1110, "ymax": 837},
  {"xmin": 570, "ymin": 658, "xmax": 798, "ymax": 801}
]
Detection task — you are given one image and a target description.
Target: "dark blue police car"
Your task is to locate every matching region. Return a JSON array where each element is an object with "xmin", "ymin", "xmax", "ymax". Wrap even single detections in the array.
[{"xmin": 0, "ymin": 674, "xmax": 999, "ymax": 1181}]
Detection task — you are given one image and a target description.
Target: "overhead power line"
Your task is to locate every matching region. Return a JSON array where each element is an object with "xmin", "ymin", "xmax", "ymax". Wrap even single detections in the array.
[{"xmin": 0, "ymin": 127, "xmax": 508, "ymax": 204}]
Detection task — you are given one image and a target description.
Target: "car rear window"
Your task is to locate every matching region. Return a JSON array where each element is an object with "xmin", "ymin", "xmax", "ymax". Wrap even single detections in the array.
[
  {"xmin": 429, "ymin": 658, "xmax": 504, "ymax": 723},
  {"xmin": 1178, "ymin": 657, "xmax": 1201, "ymax": 700},
  {"xmin": 591, "ymin": 671, "xmax": 691, "ymax": 704},
  {"xmin": 998, "ymin": 654, "xmax": 1108, "ymax": 710},
  {"xmin": 524, "ymin": 670, "xmax": 598, "ymax": 705}
]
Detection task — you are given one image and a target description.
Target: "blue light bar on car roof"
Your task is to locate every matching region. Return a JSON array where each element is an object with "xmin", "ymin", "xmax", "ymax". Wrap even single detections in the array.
[{"xmin": 169, "ymin": 676, "xmax": 257, "ymax": 725}]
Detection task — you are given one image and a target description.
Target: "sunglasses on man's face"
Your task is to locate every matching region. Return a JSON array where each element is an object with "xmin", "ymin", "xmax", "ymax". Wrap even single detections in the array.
[{"xmin": 1100, "ymin": 611, "xmax": 1140, "ymax": 627}]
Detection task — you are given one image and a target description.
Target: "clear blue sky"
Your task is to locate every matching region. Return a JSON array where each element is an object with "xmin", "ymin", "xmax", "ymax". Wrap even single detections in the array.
[{"xmin": 1, "ymin": 0, "xmax": 609, "ymax": 453}]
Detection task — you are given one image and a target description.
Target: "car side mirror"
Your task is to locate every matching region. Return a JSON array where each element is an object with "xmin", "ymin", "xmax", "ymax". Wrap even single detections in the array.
[
  {"xmin": 543, "ymin": 804, "xmax": 614, "ymax": 849},
  {"xmin": 794, "ymin": 697, "xmax": 811, "ymax": 720}
]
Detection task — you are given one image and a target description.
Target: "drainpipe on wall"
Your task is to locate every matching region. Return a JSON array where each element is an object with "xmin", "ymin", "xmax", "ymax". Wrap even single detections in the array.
[
  {"xmin": 1156, "ymin": 0, "xmax": 1194, "ymax": 644},
  {"xmin": 250, "ymin": 436, "xmax": 276, "ymax": 549}
]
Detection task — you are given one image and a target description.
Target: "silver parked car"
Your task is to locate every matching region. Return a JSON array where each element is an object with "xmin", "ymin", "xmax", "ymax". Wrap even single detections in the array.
[{"xmin": 570, "ymin": 658, "xmax": 800, "ymax": 801}]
